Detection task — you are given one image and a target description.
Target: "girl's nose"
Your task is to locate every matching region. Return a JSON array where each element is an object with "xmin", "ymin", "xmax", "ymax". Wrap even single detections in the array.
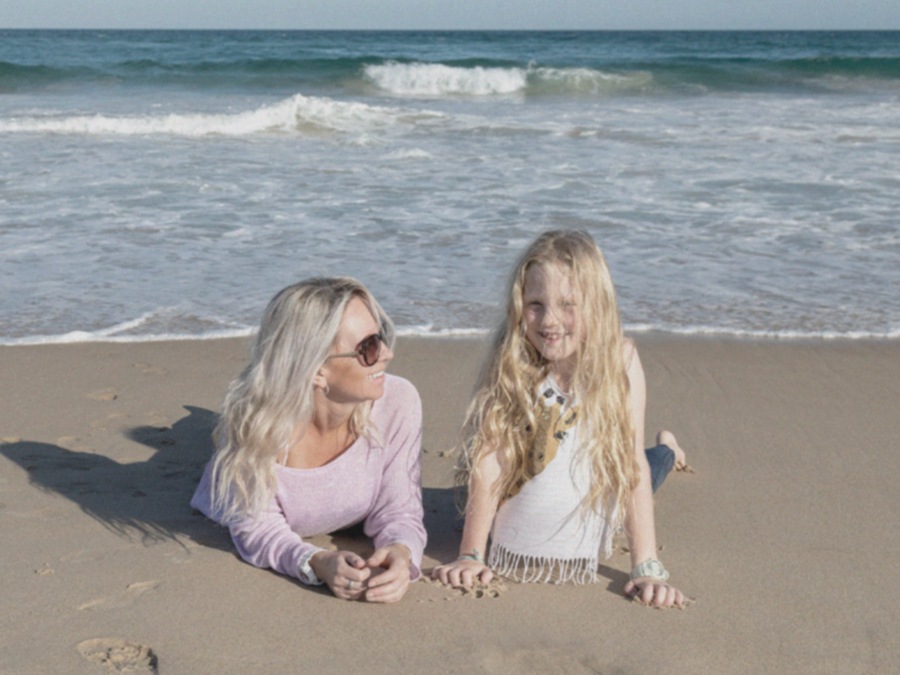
[{"xmin": 541, "ymin": 307, "xmax": 561, "ymax": 327}]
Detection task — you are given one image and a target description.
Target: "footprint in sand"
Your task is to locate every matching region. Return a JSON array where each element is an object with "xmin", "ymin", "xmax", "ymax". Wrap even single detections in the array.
[
  {"xmin": 90, "ymin": 413, "xmax": 128, "ymax": 431},
  {"xmin": 78, "ymin": 580, "xmax": 160, "ymax": 611},
  {"xmin": 133, "ymin": 362, "xmax": 167, "ymax": 375},
  {"xmin": 88, "ymin": 388, "xmax": 118, "ymax": 401},
  {"xmin": 143, "ymin": 413, "xmax": 170, "ymax": 427},
  {"xmin": 76, "ymin": 638, "xmax": 158, "ymax": 673}
]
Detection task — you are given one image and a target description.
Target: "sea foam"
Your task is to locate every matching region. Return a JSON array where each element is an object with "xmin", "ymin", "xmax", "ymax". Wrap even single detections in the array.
[
  {"xmin": 364, "ymin": 62, "xmax": 528, "ymax": 97},
  {"xmin": 0, "ymin": 94, "xmax": 440, "ymax": 137},
  {"xmin": 529, "ymin": 67, "xmax": 653, "ymax": 94},
  {"xmin": 363, "ymin": 62, "xmax": 654, "ymax": 97},
  {"xmin": 6, "ymin": 323, "xmax": 898, "ymax": 346}
]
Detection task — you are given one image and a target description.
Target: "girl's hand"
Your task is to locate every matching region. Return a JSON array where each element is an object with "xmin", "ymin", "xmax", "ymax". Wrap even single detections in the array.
[
  {"xmin": 311, "ymin": 550, "xmax": 371, "ymax": 601},
  {"xmin": 431, "ymin": 558, "xmax": 493, "ymax": 589},
  {"xmin": 624, "ymin": 577, "xmax": 687, "ymax": 608},
  {"xmin": 363, "ymin": 544, "xmax": 413, "ymax": 604}
]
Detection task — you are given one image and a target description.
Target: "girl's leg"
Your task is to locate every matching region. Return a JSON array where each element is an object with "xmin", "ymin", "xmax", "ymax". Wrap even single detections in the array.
[
  {"xmin": 645, "ymin": 430, "xmax": 688, "ymax": 493},
  {"xmin": 645, "ymin": 444, "xmax": 674, "ymax": 493}
]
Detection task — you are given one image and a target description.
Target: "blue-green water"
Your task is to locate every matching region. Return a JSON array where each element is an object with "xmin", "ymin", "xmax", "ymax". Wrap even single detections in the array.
[{"xmin": 1, "ymin": 31, "xmax": 898, "ymax": 341}]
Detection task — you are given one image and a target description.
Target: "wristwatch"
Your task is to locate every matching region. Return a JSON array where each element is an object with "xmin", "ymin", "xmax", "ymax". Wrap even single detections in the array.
[
  {"xmin": 297, "ymin": 549, "xmax": 324, "ymax": 586},
  {"xmin": 630, "ymin": 559, "xmax": 670, "ymax": 581}
]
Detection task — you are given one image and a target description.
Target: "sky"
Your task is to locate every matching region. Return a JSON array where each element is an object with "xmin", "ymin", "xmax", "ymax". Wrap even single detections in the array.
[{"xmin": 1, "ymin": 0, "xmax": 899, "ymax": 31}]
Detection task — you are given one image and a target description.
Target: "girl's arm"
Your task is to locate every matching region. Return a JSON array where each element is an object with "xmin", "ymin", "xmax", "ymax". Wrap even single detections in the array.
[
  {"xmin": 431, "ymin": 448, "xmax": 503, "ymax": 588},
  {"xmin": 621, "ymin": 342, "xmax": 686, "ymax": 608}
]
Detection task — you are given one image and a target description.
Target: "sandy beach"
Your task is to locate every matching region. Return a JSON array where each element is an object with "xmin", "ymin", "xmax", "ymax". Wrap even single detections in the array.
[{"xmin": 1, "ymin": 335, "xmax": 898, "ymax": 673}]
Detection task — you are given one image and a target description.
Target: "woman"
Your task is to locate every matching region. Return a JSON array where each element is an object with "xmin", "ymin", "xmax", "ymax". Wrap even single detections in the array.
[{"xmin": 191, "ymin": 277, "xmax": 426, "ymax": 603}]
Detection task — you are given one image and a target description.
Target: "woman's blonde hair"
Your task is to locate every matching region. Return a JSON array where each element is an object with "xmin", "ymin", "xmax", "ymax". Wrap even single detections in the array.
[
  {"xmin": 459, "ymin": 230, "xmax": 639, "ymax": 517},
  {"xmin": 209, "ymin": 277, "xmax": 394, "ymax": 523}
]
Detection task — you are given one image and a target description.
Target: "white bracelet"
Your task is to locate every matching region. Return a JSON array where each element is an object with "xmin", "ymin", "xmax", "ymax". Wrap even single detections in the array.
[{"xmin": 630, "ymin": 559, "xmax": 670, "ymax": 582}]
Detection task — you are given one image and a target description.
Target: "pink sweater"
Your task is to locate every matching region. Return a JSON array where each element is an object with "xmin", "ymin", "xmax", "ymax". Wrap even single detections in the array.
[{"xmin": 191, "ymin": 374, "xmax": 426, "ymax": 582}]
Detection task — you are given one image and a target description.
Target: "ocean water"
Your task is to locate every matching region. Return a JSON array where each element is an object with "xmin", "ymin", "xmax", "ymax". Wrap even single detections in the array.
[{"xmin": 1, "ymin": 30, "xmax": 898, "ymax": 344}]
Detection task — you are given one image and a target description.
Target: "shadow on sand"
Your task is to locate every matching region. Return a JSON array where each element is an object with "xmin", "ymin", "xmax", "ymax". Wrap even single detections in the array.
[
  {"xmin": 1, "ymin": 407, "xmax": 459, "ymax": 576},
  {"xmin": 0, "ymin": 405, "xmax": 230, "ymax": 551}
]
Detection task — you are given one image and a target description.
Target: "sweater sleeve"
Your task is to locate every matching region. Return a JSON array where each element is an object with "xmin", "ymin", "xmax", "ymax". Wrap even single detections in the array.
[
  {"xmin": 227, "ymin": 496, "xmax": 325, "ymax": 585},
  {"xmin": 191, "ymin": 457, "xmax": 323, "ymax": 584},
  {"xmin": 363, "ymin": 377, "xmax": 427, "ymax": 579}
]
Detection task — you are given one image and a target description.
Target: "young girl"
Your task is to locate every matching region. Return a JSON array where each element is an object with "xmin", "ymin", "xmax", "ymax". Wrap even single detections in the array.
[{"xmin": 432, "ymin": 230, "xmax": 688, "ymax": 608}]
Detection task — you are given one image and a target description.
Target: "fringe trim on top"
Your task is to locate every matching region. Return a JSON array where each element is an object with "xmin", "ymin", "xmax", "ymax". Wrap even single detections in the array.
[{"xmin": 489, "ymin": 543, "xmax": 600, "ymax": 585}]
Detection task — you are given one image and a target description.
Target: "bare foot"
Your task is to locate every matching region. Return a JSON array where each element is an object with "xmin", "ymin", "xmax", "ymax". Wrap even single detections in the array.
[{"xmin": 657, "ymin": 430, "xmax": 691, "ymax": 471}]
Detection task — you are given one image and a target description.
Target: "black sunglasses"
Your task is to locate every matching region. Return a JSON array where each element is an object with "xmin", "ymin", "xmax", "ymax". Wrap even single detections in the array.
[{"xmin": 327, "ymin": 332, "xmax": 386, "ymax": 367}]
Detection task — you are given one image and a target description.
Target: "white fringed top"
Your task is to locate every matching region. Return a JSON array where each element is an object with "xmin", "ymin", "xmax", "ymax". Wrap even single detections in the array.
[{"xmin": 489, "ymin": 376, "xmax": 617, "ymax": 584}]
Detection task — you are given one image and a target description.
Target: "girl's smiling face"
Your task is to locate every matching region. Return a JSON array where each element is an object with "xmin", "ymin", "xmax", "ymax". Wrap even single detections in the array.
[{"xmin": 522, "ymin": 263, "xmax": 581, "ymax": 382}]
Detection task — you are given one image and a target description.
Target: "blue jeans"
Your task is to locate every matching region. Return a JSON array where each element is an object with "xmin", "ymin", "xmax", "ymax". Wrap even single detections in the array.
[{"xmin": 645, "ymin": 444, "xmax": 675, "ymax": 493}]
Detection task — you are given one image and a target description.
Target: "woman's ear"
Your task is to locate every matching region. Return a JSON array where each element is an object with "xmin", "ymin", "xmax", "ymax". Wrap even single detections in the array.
[{"xmin": 313, "ymin": 368, "xmax": 329, "ymax": 393}]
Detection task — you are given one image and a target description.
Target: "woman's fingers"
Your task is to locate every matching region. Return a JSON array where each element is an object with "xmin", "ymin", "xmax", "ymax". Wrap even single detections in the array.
[
  {"xmin": 335, "ymin": 574, "xmax": 369, "ymax": 601},
  {"xmin": 342, "ymin": 551, "xmax": 367, "ymax": 569},
  {"xmin": 325, "ymin": 550, "xmax": 372, "ymax": 600},
  {"xmin": 365, "ymin": 573, "xmax": 409, "ymax": 603},
  {"xmin": 338, "ymin": 578, "xmax": 366, "ymax": 600},
  {"xmin": 318, "ymin": 546, "xmax": 413, "ymax": 603}
]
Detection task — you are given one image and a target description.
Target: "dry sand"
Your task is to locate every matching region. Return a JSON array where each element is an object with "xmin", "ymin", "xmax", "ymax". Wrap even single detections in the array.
[{"xmin": 1, "ymin": 335, "xmax": 898, "ymax": 673}]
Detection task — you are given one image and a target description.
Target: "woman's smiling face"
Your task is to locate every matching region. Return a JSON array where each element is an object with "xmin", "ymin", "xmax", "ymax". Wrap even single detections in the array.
[{"xmin": 321, "ymin": 296, "xmax": 393, "ymax": 404}]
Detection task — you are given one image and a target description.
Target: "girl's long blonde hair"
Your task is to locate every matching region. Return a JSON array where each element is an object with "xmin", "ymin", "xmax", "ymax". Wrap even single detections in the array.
[
  {"xmin": 209, "ymin": 277, "xmax": 394, "ymax": 524},
  {"xmin": 459, "ymin": 230, "xmax": 639, "ymax": 517}
]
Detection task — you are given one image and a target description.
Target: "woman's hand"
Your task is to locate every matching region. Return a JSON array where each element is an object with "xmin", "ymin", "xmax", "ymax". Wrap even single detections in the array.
[
  {"xmin": 363, "ymin": 544, "xmax": 413, "ymax": 604},
  {"xmin": 310, "ymin": 550, "xmax": 372, "ymax": 601},
  {"xmin": 431, "ymin": 558, "xmax": 493, "ymax": 589},
  {"xmin": 624, "ymin": 577, "xmax": 687, "ymax": 609}
]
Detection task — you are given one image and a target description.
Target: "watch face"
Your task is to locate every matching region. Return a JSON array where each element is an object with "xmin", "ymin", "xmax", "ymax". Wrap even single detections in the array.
[
  {"xmin": 632, "ymin": 560, "xmax": 669, "ymax": 581},
  {"xmin": 298, "ymin": 555, "xmax": 322, "ymax": 586}
]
